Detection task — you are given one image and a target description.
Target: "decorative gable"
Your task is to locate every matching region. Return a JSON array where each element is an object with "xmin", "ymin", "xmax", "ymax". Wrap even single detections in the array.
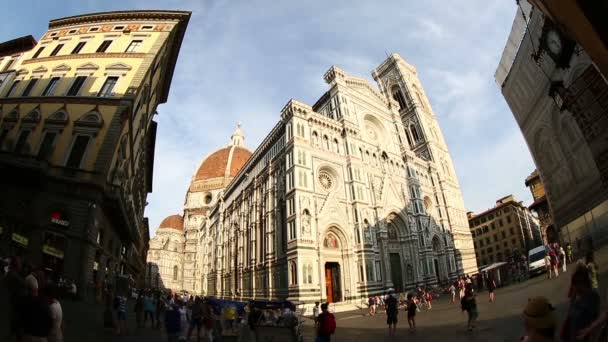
[
  {"xmin": 76, "ymin": 62, "xmax": 100, "ymax": 70},
  {"xmin": 32, "ymin": 66, "xmax": 48, "ymax": 74},
  {"xmin": 52, "ymin": 64, "xmax": 71, "ymax": 72},
  {"xmin": 106, "ymin": 62, "xmax": 132, "ymax": 71}
]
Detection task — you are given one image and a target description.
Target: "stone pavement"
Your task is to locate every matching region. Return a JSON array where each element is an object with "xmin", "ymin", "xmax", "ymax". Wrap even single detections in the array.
[{"xmin": 55, "ymin": 246, "xmax": 608, "ymax": 342}]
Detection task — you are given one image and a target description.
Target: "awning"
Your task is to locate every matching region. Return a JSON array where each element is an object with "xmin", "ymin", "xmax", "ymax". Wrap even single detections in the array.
[{"xmin": 479, "ymin": 262, "xmax": 507, "ymax": 272}]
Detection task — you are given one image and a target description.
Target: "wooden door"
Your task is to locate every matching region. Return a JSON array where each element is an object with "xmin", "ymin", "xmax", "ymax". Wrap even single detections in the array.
[{"xmin": 325, "ymin": 266, "xmax": 333, "ymax": 302}]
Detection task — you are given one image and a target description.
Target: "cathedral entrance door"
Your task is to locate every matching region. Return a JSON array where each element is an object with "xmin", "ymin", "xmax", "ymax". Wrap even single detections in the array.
[
  {"xmin": 434, "ymin": 259, "xmax": 441, "ymax": 283},
  {"xmin": 325, "ymin": 262, "xmax": 341, "ymax": 303},
  {"xmin": 389, "ymin": 253, "xmax": 403, "ymax": 292}
]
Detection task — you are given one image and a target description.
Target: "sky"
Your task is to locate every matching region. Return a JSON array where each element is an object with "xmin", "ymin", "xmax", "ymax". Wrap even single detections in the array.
[{"xmin": 1, "ymin": 1, "xmax": 536, "ymax": 236}]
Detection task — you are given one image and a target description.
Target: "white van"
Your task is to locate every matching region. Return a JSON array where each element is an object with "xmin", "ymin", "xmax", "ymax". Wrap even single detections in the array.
[{"xmin": 528, "ymin": 245, "xmax": 547, "ymax": 276}]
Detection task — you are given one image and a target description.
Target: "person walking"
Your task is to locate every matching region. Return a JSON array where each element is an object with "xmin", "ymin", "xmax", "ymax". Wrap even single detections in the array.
[
  {"xmin": 487, "ymin": 274, "xmax": 497, "ymax": 303},
  {"xmin": 200, "ymin": 298, "xmax": 214, "ymax": 342},
  {"xmin": 563, "ymin": 265, "xmax": 600, "ymax": 342},
  {"xmin": 134, "ymin": 291, "xmax": 144, "ymax": 329},
  {"xmin": 313, "ymin": 301, "xmax": 320, "ymax": 320},
  {"xmin": 549, "ymin": 245, "xmax": 560, "ymax": 278},
  {"xmin": 315, "ymin": 303, "xmax": 336, "ymax": 342},
  {"xmin": 461, "ymin": 286, "xmax": 478, "ymax": 332},
  {"xmin": 114, "ymin": 290, "xmax": 128, "ymax": 336},
  {"xmin": 585, "ymin": 252, "xmax": 599, "ymax": 293},
  {"xmin": 559, "ymin": 245, "xmax": 567, "ymax": 273},
  {"xmin": 545, "ymin": 252, "xmax": 553, "ymax": 279},
  {"xmin": 177, "ymin": 300, "xmax": 189, "ymax": 342},
  {"xmin": 449, "ymin": 283, "xmax": 456, "ymax": 303},
  {"xmin": 165, "ymin": 303, "xmax": 181, "ymax": 342},
  {"xmin": 385, "ymin": 291, "xmax": 398, "ymax": 336},
  {"xmin": 47, "ymin": 286, "xmax": 64, "ymax": 342},
  {"xmin": 406, "ymin": 293, "xmax": 417, "ymax": 332},
  {"xmin": 520, "ymin": 296, "xmax": 556, "ymax": 342},
  {"xmin": 143, "ymin": 291, "xmax": 155, "ymax": 327},
  {"xmin": 566, "ymin": 243, "xmax": 573, "ymax": 263},
  {"xmin": 187, "ymin": 297, "xmax": 203, "ymax": 341},
  {"xmin": 368, "ymin": 296, "xmax": 376, "ymax": 316}
]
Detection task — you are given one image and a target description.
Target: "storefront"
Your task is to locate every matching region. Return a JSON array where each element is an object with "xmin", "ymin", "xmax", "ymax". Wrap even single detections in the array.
[{"xmin": 41, "ymin": 231, "xmax": 67, "ymax": 280}]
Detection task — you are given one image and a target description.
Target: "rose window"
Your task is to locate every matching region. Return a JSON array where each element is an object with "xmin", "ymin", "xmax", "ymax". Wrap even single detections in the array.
[{"xmin": 318, "ymin": 171, "xmax": 334, "ymax": 190}]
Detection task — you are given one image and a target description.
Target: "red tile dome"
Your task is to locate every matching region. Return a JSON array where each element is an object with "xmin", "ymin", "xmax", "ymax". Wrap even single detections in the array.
[
  {"xmin": 159, "ymin": 214, "xmax": 184, "ymax": 231},
  {"xmin": 194, "ymin": 145, "xmax": 252, "ymax": 181}
]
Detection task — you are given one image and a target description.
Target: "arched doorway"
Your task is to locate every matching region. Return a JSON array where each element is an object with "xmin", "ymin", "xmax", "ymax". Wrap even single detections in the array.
[
  {"xmin": 323, "ymin": 231, "xmax": 343, "ymax": 302},
  {"xmin": 386, "ymin": 213, "xmax": 408, "ymax": 292},
  {"xmin": 545, "ymin": 225, "xmax": 558, "ymax": 244},
  {"xmin": 432, "ymin": 236, "xmax": 443, "ymax": 283}
]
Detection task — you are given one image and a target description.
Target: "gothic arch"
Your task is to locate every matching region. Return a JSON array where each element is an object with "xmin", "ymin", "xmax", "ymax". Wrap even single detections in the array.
[
  {"xmin": 322, "ymin": 225, "xmax": 350, "ymax": 249},
  {"xmin": 386, "ymin": 212, "xmax": 408, "ymax": 236},
  {"xmin": 391, "ymin": 84, "xmax": 408, "ymax": 110},
  {"xmin": 432, "ymin": 235, "xmax": 442, "ymax": 253}
]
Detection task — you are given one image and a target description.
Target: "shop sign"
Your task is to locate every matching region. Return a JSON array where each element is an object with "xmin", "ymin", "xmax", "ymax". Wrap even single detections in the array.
[
  {"xmin": 11, "ymin": 233, "xmax": 28, "ymax": 246},
  {"xmin": 42, "ymin": 244, "xmax": 65, "ymax": 259},
  {"xmin": 50, "ymin": 212, "xmax": 70, "ymax": 227}
]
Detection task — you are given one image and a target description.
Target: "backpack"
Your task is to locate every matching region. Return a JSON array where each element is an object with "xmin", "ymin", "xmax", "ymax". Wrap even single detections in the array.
[{"xmin": 319, "ymin": 312, "xmax": 336, "ymax": 335}]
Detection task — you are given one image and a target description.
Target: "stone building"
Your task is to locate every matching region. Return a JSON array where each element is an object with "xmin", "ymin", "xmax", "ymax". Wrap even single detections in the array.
[
  {"xmin": 146, "ymin": 126, "xmax": 252, "ymax": 292},
  {"xmin": 0, "ymin": 36, "xmax": 37, "ymax": 96},
  {"xmin": 0, "ymin": 10, "xmax": 191, "ymax": 298},
  {"xmin": 148, "ymin": 54, "xmax": 477, "ymax": 303},
  {"xmin": 146, "ymin": 214, "xmax": 185, "ymax": 290},
  {"xmin": 468, "ymin": 195, "xmax": 542, "ymax": 267},
  {"xmin": 525, "ymin": 169, "xmax": 556, "ymax": 244},
  {"xmin": 496, "ymin": 2, "xmax": 608, "ymax": 252}
]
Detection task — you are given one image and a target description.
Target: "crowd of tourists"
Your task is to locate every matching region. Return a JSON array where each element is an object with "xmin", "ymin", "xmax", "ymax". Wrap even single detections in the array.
[
  {"xmin": 0, "ymin": 255, "xmax": 66, "ymax": 342},
  {"xmin": 356, "ymin": 249, "xmax": 605, "ymax": 341}
]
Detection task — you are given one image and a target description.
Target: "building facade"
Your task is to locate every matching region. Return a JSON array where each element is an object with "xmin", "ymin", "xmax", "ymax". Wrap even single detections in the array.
[
  {"xmin": 0, "ymin": 10, "xmax": 190, "ymax": 298},
  {"xmin": 525, "ymin": 169, "xmax": 556, "ymax": 244},
  {"xmin": 527, "ymin": 0, "xmax": 607, "ymax": 79},
  {"xmin": 468, "ymin": 195, "xmax": 542, "ymax": 267},
  {"xmin": 147, "ymin": 54, "xmax": 476, "ymax": 303},
  {"xmin": 146, "ymin": 126, "xmax": 252, "ymax": 292},
  {"xmin": 496, "ymin": 3, "xmax": 608, "ymax": 253}
]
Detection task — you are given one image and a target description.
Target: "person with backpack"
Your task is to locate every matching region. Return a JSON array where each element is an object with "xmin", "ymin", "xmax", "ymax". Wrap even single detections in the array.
[
  {"xmin": 385, "ymin": 291, "xmax": 399, "ymax": 336},
  {"xmin": 461, "ymin": 286, "xmax": 478, "ymax": 332},
  {"xmin": 316, "ymin": 303, "xmax": 335, "ymax": 342},
  {"xmin": 165, "ymin": 303, "xmax": 182, "ymax": 342}
]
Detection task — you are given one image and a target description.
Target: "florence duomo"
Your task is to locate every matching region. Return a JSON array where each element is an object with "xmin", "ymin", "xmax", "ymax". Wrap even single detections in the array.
[{"xmin": 146, "ymin": 53, "xmax": 476, "ymax": 305}]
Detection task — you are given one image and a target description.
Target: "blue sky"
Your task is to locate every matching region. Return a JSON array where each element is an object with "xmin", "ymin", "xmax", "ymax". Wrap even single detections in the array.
[{"xmin": 2, "ymin": 1, "xmax": 536, "ymax": 235}]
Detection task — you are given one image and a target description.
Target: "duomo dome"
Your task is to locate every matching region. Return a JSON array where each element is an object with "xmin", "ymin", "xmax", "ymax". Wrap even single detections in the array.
[{"xmin": 186, "ymin": 124, "xmax": 252, "ymax": 211}]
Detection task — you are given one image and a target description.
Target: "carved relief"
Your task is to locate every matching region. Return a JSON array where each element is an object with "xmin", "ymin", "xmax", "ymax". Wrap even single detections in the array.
[{"xmin": 301, "ymin": 210, "xmax": 311, "ymax": 236}]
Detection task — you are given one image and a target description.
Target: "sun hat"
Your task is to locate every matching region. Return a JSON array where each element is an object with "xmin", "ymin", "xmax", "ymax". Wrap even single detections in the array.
[{"xmin": 523, "ymin": 296, "xmax": 556, "ymax": 329}]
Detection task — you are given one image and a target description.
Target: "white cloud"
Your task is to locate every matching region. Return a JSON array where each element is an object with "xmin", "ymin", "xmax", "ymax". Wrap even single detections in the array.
[{"xmin": 95, "ymin": 0, "xmax": 534, "ymax": 236}]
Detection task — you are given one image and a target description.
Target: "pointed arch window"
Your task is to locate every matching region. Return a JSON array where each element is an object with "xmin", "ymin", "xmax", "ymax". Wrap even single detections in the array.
[
  {"xmin": 391, "ymin": 85, "xmax": 407, "ymax": 110},
  {"xmin": 410, "ymin": 124, "xmax": 420, "ymax": 143},
  {"xmin": 173, "ymin": 265, "xmax": 179, "ymax": 281},
  {"xmin": 289, "ymin": 261, "xmax": 298, "ymax": 285},
  {"xmin": 312, "ymin": 131, "xmax": 319, "ymax": 147},
  {"xmin": 333, "ymin": 138, "xmax": 340, "ymax": 154},
  {"xmin": 323, "ymin": 135, "xmax": 330, "ymax": 150}
]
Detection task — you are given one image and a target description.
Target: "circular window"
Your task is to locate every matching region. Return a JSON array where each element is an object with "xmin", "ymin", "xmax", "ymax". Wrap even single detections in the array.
[
  {"xmin": 204, "ymin": 193, "xmax": 212, "ymax": 204},
  {"xmin": 318, "ymin": 171, "xmax": 334, "ymax": 190}
]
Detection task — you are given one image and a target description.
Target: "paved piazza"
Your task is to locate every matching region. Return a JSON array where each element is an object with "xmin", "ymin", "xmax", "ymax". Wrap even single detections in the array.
[{"xmin": 57, "ymin": 252, "xmax": 608, "ymax": 342}]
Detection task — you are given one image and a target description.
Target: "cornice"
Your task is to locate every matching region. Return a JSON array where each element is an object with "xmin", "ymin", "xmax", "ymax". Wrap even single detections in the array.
[
  {"xmin": 49, "ymin": 10, "xmax": 192, "ymax": 29},
  {"xmin": 0, "ymin": 95, "xmax": 125, "ymax": 106},
  {"xmin": 21, "ymin": 53, "xmax": 147, "ymax": 65}
]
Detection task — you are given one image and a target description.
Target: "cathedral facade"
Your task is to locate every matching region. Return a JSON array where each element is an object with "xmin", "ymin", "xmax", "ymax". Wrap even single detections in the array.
[{"xmin": 147, "ymin": 54, "xmax": 476, "ymax": 303}]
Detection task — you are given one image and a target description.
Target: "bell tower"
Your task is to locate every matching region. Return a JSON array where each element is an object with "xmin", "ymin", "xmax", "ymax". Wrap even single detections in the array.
[{"xmin": 373, "ymin": 53, "xmax": 477, "ymax": 275}]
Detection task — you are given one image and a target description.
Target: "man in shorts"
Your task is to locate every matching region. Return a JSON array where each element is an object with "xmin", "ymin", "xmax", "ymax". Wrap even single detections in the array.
[{"xmin": 385, "ymin": 290, "xmax": 398, "ymax": 336}]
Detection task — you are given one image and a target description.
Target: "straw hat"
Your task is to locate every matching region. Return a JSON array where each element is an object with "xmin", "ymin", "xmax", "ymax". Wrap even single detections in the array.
[{"xmin": 523, "ymin": 297, "xmax": 556, "ymax": 329}]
